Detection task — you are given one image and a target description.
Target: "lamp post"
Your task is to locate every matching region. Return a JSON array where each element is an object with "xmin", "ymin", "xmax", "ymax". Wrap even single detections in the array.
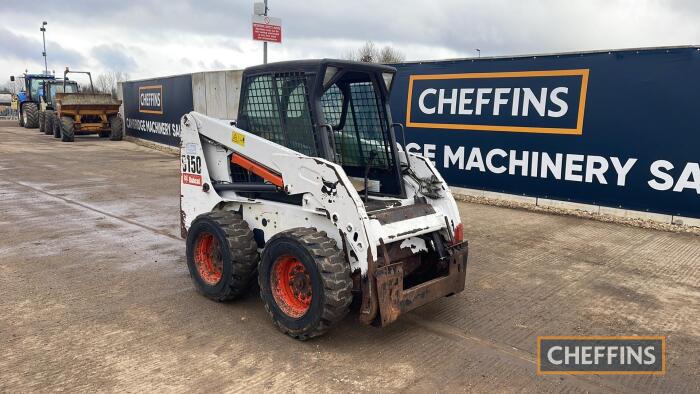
[
  {"xmin": 475, "ymin": 48, "xmax": 481, "ymax": 58},
  {"xmin": 40, "ymin": 21, "xmax": 48, "ymax": 73},
  {"xmin": 263, "ymin": 0, "xmax": 268, "ymax": 64}
]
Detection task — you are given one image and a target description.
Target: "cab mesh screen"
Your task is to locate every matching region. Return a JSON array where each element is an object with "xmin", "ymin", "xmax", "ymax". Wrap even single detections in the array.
[
  {"xmin": 321, "ymin": 81, "xmax": 391, "ymax": 169},
  {"xmin": 241, "ymin": 73, "xmax": 317, "ymax": 156}
]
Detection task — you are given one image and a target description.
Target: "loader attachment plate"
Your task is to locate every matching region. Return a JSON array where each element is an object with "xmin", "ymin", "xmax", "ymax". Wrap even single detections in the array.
[{"xmin": 375, "ymin": 242, "xmax": 468, "ymax": 326}]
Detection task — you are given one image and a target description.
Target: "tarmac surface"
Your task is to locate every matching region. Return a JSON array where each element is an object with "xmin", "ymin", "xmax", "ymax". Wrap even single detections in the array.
[{"xmin": 1, "ymin": 120, "xmax": 699, "ymax": 393}]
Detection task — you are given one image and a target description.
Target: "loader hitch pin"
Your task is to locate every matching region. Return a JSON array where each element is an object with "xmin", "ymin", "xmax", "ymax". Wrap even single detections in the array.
[
  {"xmin": 271, "ymin": 255, "xmax": 312, "ymax": 318},
  {"xmin": 193, "ymin": 232, "xmax": 223, "ymax": 285}
]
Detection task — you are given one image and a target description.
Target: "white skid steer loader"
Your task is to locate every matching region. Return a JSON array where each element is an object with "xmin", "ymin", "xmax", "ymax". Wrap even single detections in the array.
[{"xmin": 180, "ymin": 59, "xmax": 468, "ymax": 340}]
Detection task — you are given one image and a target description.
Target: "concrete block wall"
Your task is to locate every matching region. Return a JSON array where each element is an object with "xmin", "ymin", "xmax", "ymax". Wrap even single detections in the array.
[{"xmin": 192, "ymin": 70, "xmax": 243, "ymax": 120}]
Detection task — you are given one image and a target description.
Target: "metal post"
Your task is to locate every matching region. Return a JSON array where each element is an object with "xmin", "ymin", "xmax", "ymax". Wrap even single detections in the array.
[
  {"xmin": 263, "ymin": 0, "xmax": 268, "ymax": 64},
  {"xmin": 41, "ymin": 22, "xmax": 48, "ymax": 73}
]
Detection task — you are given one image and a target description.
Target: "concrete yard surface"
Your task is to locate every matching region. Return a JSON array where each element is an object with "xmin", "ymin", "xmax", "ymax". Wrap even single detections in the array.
[{"xmin": 0, "ymin": 121, "xmax": 699, "ymax": 393}]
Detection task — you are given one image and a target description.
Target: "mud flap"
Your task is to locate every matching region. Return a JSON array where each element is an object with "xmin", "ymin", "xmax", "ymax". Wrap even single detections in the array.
[{"xmin": 375, "ymin": 242, "xmax": 468, "ymax": 326}]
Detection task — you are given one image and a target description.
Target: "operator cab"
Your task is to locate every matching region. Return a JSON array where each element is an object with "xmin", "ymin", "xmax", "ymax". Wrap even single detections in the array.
[
  {"xmin": 41, "ymin": 79, "xmax": 79, "ymax": 107},
  {"xmin": 236, "ymin": 59, "xmax": 405, "ymax": 200},
  {"xmin": 41, "ymin": 79, "xmax": 79, "ymax": 108}
]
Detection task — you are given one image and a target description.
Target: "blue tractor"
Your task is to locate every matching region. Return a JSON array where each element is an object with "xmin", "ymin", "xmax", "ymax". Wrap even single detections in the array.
[{"xmin": 10, "ymin": 72, "xmax": 55, "ymax": 129}]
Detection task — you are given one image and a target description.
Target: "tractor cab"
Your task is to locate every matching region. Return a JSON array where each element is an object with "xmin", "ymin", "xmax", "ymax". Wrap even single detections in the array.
[
  {"xmin": 11, "ymin": 73, "xmax": 55, "ymax": 103},
  {"xmin": 10, "ymin": 73, "xmax": 55, "ymax": 128},
  {"xmin": 41, "ymin": 79, "xmax": 79, "ymax": 110},
  {"xmin": 236, "ymin": 59, "xmax": 405, "ymax": 199}
]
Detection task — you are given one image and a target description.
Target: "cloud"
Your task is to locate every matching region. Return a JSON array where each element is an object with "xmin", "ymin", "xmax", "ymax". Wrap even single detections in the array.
[
  {"xmin": 0, "ymin": 0, "xmax": 699, "ymax": 79},
  {"xmin": 0, "ymin": 27, "xmax": 85, "ymax": 70},
  {"xmin": 91, "ymin": 44, "xmax": 138, "ymax": 72}
]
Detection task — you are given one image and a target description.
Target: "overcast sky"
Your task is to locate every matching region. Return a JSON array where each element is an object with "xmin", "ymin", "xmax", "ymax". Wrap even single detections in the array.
[{"xmin": 1, "ymin": 0, "xmax": 699, "ymax": 81}]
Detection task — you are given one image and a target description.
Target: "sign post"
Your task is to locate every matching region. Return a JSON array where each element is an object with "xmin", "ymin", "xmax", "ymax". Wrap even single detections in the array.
[{"xmin": 252, "ymin": 1, "xmax": 281, "ymax": 64}]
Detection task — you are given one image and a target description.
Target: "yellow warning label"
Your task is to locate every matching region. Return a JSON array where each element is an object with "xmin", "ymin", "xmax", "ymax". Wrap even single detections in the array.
[{"xmin": 232, "ymin": 131, "xmax": 245, "ymax": 146}]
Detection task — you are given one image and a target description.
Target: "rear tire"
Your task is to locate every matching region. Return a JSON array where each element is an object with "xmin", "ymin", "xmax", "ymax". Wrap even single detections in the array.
[
  {"xmin": 259, "ymin": 228, "xmax": 352, "ymax": 340},
  {"xmin": 109, "ymin": 114, "xmax": 123, "ymax": 141},
  {"xmin": 60, "ymin": 116, "xmax": 75, "ymax": 142},
  {"xmin": 52, "ymin": 113, "xmax": 61, "ymax": 138},
  {"xmin": 185, "ymin": 211, "xmax": 259, "ymax": 301},
  {"xmin": 23, "ymin": 103, "xmax": 38, "ymax": 129},
  {"xmin": 43, "ymin": 111, "xmax": 54, "ymax": 135}
]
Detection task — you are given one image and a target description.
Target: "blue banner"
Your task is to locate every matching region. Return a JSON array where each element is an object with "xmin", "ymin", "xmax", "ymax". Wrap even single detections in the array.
[
  {"xmin": 390, "ymin": 47, "xmax": 700, "ymax": 218},
  {"xmin": 123, "ymin": 74, "xmax": 193, "ymax": 147}
]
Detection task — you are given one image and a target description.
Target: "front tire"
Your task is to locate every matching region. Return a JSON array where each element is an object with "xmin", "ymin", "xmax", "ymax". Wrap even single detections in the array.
[
  {"xmin": 43, "ymin": 111, "xmax": 54, "ymax": 135},
  {"xmin": 60, "ymin": 116, "xmax": 75, "ymax": 142},
  {"xmin": 39, "ymin": 111, "xmax": 45, "ymax": 133},
  {"xmin": 185, "ymin": 211, "xmax": 259, "ymax": 301},
  {"xmin": 259, "ymin": 228, "xmax": 352, "ymax": 340},
  {"xmin": 52, "ymin": 113, "xmax": 62, "ymax": 138},
  {"xmin": 23, "ymin": 103, "xmax": 39, "ymax": 129}
]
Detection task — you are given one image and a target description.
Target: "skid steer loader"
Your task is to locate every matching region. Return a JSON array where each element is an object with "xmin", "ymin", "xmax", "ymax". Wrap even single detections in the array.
[{"xmin": 181, "ymin": 59, "xmax": 468, "ymax": 340}]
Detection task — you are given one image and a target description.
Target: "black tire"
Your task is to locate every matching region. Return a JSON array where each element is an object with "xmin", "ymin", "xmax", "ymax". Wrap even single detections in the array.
[
  {"xmin": 43, "ymin": 111, "xmax": 54, "ymax": 135},
  {"xmin": 60, "ymin": 116, "xmax": 75, "ymax": 142},
  {"xmin": 52, "ymin": 113, "xmax": 61, "ymax": 138},
  {"xmin": 18, "ymin": 109, "xmax": 24, "ymax": 127},
  {"xmin": 39, "ymin": 111, "xmax": 45, "ymax": 133},
  {"xmin": 23, "ymin": 102, "xmax": 39, "ymax": 129},
  {"xmin": 259, "ymin": 228, "xmax": 352, "ymax": 340},
  {"xmin": 186, "ymin": 211, "xmax": 259, "ymax": 301},
  {"xmin": 109, "ymin": 114, "xmax": 123, "ymax": 141}
]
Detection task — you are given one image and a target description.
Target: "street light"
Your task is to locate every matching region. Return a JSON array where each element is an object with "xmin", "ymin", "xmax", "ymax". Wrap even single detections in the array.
[
  {"xmin": 254, "ymin": 1, "xmax": 269, "ymax": 64},
  {"xmin": 475, "ymin": 48, "xmax": 481, "ymax": 58},
  {"xmin": 40, "ymin": 21, "xmax": 48, "ymax": 74}
]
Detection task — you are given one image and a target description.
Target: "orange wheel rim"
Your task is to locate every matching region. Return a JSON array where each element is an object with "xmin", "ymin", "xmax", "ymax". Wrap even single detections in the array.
[
  {"xmin": 271, "ymin": 255, "xmax": 312, "ymax": 318},
  {"xmin": 194, "ymin": 232, "xmax": 223, "ymax": 285}
]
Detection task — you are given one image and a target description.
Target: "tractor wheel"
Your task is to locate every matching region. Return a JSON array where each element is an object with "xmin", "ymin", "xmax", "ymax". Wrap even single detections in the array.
[
  {"xmin": 109, "ymin": 114, "xmax": 123, "ymax": 141},
  {"xmin": 60, "ymin": 116, "xmax": 75, "ymax": 142},
  {"xmin": 43, "ymin": 111, "xmax": 54, "ymax": 135},
  {"xmin": 23, "ymin": 103, "xmax": 39, "ymax": 129},
  {"xmin": 186, "ymin": 211, "xmax": 259, "ymax": 301},
  {"xmin": 258, "ymin": 228, "xmax": 352, "ymax": 340},
  {"xmin": 39, "ymin": 112, "xmax": 45, "ymax": 133},
  {"xmin": 52, "ymin": 113, "xmax": 62, "ymax": 138}
]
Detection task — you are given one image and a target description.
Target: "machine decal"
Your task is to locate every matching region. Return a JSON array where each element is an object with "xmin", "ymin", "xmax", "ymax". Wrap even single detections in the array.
[
  {"xmin": 182, "ymin": 173, "xmax": 203, "ymax": 186},
  {"xmin": 181, "ymin": 154, "xmax": 202, "ymax": 186}
]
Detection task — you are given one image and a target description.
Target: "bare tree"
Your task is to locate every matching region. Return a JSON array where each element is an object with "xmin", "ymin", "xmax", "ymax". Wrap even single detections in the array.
[
  {"xmin": 94, "ymin": 71, "xmax": 129, "ymax": 97},
  {"xmin": 343, "ymin": 41, "xmax": 405, "ymax": 63},
  {"xmin": 1, "ymin": 79, "xmax": 22, "ymax": 95}
]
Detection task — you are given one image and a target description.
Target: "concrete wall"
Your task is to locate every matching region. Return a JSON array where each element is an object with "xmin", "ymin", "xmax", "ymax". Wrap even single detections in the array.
[{"xmin": 191, "ymin": 70, "xmax": 243, "ymax": 120}]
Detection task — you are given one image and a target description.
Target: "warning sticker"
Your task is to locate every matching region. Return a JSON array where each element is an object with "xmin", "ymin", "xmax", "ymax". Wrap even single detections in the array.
[{"xmin": 232, "ymin": 131, "xmax": 246, "ymax": 146}]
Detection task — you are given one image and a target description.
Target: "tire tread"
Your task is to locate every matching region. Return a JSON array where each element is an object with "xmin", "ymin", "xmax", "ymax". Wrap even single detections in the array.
[{"xmin": 260, "ymin": 228, "xmax": 352, "ymax": 340}]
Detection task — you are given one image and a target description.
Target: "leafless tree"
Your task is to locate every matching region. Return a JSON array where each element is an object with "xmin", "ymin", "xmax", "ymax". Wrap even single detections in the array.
[
  {"xmin": 94, "ymin": 71, "xmax": 129, "ymax": 97},
  {"xmin": 1, "ymin": 79, "xmax": 22, "ymax": 95},
  {"xmin": 343, "ymin": 41, "xmax": 405, "ymax": 63}
]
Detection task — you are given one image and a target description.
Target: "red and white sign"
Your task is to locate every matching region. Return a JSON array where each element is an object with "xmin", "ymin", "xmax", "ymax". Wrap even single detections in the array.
[
  {"xmin": 252, "ymin": 15, "xmax": 282, "ymax": 43},
  {"xmin": 182, "ymin": 173, "xmax": 203, "ymax": 186}
]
